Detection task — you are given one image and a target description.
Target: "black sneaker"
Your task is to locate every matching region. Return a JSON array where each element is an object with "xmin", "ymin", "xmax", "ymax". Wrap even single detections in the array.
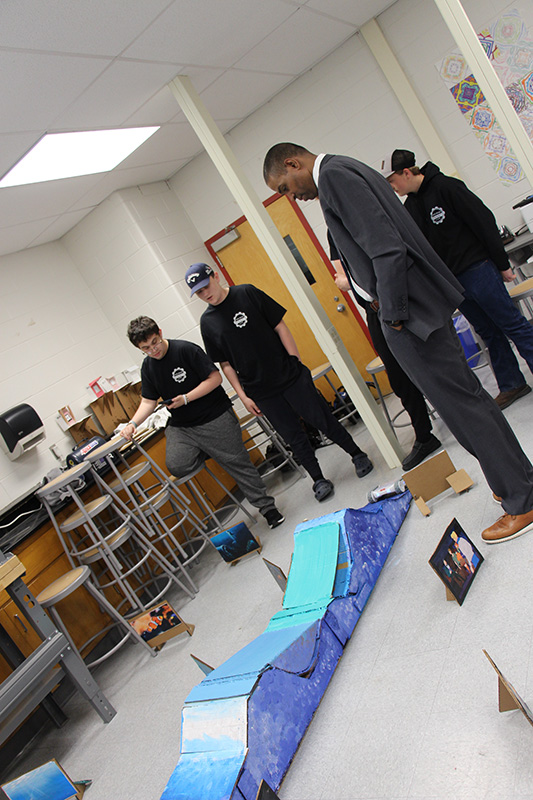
[
  {"xmin": 264, "ymin": 508, "xmax": 285, "ymax": 529},
  {"xmin": 313, "ymin": 478, "xmax": 334, "ymax": 502},
  {"xmin": 352, "ymin": 453, "xmax": 373, "ymax": 478},
  {"xmin": 402, "ymin": 434, "xmax": 441, "ymax": 471}
]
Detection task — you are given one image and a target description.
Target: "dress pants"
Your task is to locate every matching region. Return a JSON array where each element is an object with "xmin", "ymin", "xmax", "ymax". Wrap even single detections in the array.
[
  {"xmin": 165, "ymin": 409, "xmax": 276, "ymax": 515},
  {"xmin": 383, "ymin": 319, "xmax": 533, "ymax": 516},
  {"xmin": 256, "ymin": 366, "xmax": 363, "ymax": 481},
  {"xmin": 365, "ymin": 303, "xmax": 432, "ymax": 442}
]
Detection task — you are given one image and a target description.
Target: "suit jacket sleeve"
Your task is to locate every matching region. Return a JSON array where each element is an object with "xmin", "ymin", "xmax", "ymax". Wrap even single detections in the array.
[{"xmin": 319, "ymin": 163, "xmax": 410, "ymax": 323}]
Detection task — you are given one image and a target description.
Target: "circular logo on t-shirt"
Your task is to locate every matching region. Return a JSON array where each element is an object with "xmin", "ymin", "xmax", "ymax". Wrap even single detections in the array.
[
  {"xmin": 430, "ymin": 206, "xmax": 445, "ymax": 225},
  {"xmin": 233, "ymin": 311, "xmax": 248, "ymax": 328},
  {"xmin": 172, "ymin": 366, "xmax": 187, "ymax": 383}
]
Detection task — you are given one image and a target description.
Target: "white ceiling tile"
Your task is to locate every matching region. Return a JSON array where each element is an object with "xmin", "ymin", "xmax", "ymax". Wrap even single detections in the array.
[
  {"xmin": 51, "ymin": 59, "xmax": 184, "ymax": 130},
  {"xmin": 234, "ymin": 6, "xmax": 355, "ymax": 74},
  {"xmin": 124, "ymin": 66, "xmax": 223, "ymax": 126},
  {"xmin": 0, "ymin": 132, "xmax": 43, "ymax": 180},
  {"xmin": 27, "ymin": 209, "xmax": 97, "ymax": 248},
  {"xmin": 0, "ymin": 219, "xmax": 60, "ymax": 257},
  {"xmin": 303, "ymin": 0, "xmax": 396, "ymax": 27},
  {"xmin": 123, "ymin": 0, "xmax": 296, "ymax": 67},
  {"xmin": 0, "ymin": 174, "xmax": 104, "ymax": 227},
  {"xmin": 67, "ymin": 160, "xmax": 189, "ymax": 213},
  {"xmin": 118, "ymin": 123, "xmax": 203, "ymax": 169},
  {"xmin": 0, "ymin": 0, "xmax": 172, "ymax": 55},
  {"xmin": 0, "ymin": 51, "xmax": 110, "ymax": 133},
  {"xmin": 200, "ymin": 70, "xmax": 296, "ymax": 121}
]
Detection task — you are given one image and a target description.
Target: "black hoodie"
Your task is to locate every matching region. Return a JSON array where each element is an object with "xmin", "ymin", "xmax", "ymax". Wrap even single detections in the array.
[{"xmin": 403, "ymin": 162, "xmax": 511, "ymax": 275}]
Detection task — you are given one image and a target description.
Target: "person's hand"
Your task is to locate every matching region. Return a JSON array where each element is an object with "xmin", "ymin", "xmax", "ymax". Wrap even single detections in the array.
[
  {"xmin": 166, "ymin": 395, "xmax": 182, "ymax": 409},
  {"xmin": 242, "ymin": 395, "xmax": 262, "ymax": 416},
  {"xmin": 121, "ymin": 422, "xmax": 136, "ymax": 442},
  {"xmin": 334, "ymin": 271, "xmax": 350, "ymax": 292},
  {"xmin": 501, "ymin": 268, "xmax": 515, "ymax": 283}
]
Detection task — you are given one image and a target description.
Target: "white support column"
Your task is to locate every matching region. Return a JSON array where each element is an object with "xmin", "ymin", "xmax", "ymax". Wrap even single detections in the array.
[
  {"xmin": 434, "ymin": 0, "xmax": 533, "ymax": 186},
  {"xmin": 168, "ymin": 75, "xmax": 403, "ymax": 468},
  {"xmin": 361, "ymin": 18, "xmax": 459, "ymax": 177}
]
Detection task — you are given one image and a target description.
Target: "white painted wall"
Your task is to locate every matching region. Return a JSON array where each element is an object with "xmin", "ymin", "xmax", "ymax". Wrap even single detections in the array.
[
  {"xmin": 0, "ymin": 242, "xmax": 132, "ymax": 506},
  {"xmin": 170, "ymin": 0, "xmax": 533, "ymax": 250},
  {"xmin": 2, "ymin": 0, "xmax": 531, "ymax": 507}
]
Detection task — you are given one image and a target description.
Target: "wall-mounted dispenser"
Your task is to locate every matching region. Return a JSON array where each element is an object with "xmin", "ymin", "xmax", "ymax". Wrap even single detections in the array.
[{"xmin": 0, "ymin": 403, "xmax": 46, "ymax": 460}]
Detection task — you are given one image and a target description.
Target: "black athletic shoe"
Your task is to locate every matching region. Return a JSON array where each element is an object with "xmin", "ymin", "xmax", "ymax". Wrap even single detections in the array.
[
  {"xmin": 264, "ymin": 508, "xmax": 285, "ymax": 529},
  {"xmin": 352, "ymin": 453, "xmax": 374, "ymax": 478},
  {"xmin": 401, "ymin": 434, "xmax": 441, "ymax": 471},
  {"xmin": 313, "ymin": 478, "xmax": 334, "ymax": 502}
]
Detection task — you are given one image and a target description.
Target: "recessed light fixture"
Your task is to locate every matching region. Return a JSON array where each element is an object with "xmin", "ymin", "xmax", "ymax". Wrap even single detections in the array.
[{"xmin": 0, "ymin": 126, "xmax": 160, "ymax": 188}]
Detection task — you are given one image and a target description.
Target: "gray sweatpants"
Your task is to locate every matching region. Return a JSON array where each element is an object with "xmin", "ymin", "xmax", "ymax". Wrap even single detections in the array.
[{"xmin": 165, "ymin": 409, "xmax": 276, "ymax": 516}]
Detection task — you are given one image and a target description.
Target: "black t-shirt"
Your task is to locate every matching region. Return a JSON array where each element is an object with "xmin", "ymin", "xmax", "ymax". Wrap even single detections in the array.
[
  {"xmin": 140, "ymin": 339, "xmax": 231, "ymax": 427},
  {"xmin": 200, "ymin": 284, "xmax": 302, "ymax": 400}
]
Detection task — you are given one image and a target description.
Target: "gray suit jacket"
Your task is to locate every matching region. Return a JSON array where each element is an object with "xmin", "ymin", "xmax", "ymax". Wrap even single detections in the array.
[{"xmin": 318, "ymin": 154, "xmax": 464, "ymax": 340}]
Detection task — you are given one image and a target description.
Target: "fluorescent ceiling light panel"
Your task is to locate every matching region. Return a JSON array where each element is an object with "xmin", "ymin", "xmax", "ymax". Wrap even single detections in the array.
[{"xmin": 0, "ymin": 126, "xmax": 160, "ymax": 188}]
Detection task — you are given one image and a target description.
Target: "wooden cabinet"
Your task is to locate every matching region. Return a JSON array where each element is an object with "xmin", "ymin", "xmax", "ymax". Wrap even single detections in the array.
[{"xmin": 0, "ymin": 420, "xmax": 263, "ymax": 679}]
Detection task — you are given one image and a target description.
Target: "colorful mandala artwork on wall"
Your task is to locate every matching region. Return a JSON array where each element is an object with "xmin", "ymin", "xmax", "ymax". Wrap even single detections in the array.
[{"xmin": 437, "ymin": 5, "xmax": 533, "ymax": 186}]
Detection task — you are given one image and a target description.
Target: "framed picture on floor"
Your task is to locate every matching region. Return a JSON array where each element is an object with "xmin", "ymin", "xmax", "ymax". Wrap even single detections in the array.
[
  {"xmin": 428, "ymin": 518, "xmax": 483, "ymax": 605},
  {"xmin": 211, "ymin": 522, "xmax": 261, "ymax": 564},
  {"xmin": 129, "ymin": 601, "xmax": 194, "ymax": 648}
]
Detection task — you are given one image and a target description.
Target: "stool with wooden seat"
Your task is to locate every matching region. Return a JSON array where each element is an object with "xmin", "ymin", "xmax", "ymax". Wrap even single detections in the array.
[
  {"xmin": 88, "ymin": 436, "xmax": 213, "ymax": 579},
  {"xmin": 311, "ymin": 362, "xmax": 361, "ymax": 425},
  {"xmin": 365, "ymin": 356, "xmax": 437, "ymax": 434},
  {"xmin": 36, "ymin": 565, "xmax": 155, "ymax": 668},
  {"xmin": 37, "ymin": 463, "xmax": 196, "ymax": 618},
  {"xmin": 365, "ymin": 357, "xmax": 396, "ymax": 432},
  {"xmin": 238, "ymin": 411, "xmax": 305, "ymax": 479},
  {"xmin": 508, "ymin": 275, "xmax": 533, "ymax": 316}
]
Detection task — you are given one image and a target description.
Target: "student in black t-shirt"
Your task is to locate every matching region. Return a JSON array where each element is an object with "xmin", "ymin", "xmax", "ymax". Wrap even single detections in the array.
[
  {"xmin": 187, "ymin": 263, "xmax": 373, "ymax": 503},
  {"xmin": 122, "ymin": 316, "xmax": 284, "ymax": 529}
]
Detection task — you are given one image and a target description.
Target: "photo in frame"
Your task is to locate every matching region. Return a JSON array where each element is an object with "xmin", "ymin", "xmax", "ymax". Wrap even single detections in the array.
[
  {"xmin": 211, "ymin": 522, "xmax": 261, "ymax": 563},
  {"xmin": 128, "ymin": 601, "xmax": 193, "ymax": 648},
  {"xmin": 1, "ymin": 759, "xmax": 78, "ymax": 800},
  {"xmin": 428, "ymin": 518, "xmax": 483, "ymax": 605}
]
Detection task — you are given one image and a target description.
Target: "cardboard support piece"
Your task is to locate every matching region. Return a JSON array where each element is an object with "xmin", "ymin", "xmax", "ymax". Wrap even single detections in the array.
[
  {"xmin": 499, "ymin": 677, "xmax": 520, "ymax": 712},
  {"xmin": 256, "ymin": 779, "xmax": 280, "ymax": 800},
  {"xmin": 403, "ymin": 450, "xmax": 473, "ymax": 515},
  {"xmin": 191, "ymin": 654, "xmax": 215, "ymax": 676},
  {"xmin": 445, "ymin": 586, "xmax": 456, "ymax": 602},
  {"xmin": 262, "ymin": 558, "xmax": 288, "ymax": 592},
  {"xmin": 483, "ymin": 649, "xmax": 533, "ymax": 726}
]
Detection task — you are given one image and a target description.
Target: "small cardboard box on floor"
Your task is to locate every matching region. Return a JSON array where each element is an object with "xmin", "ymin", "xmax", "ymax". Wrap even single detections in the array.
[{"xmin": 402, "ymin": 450, "xmax": 473, "ymax": 515}]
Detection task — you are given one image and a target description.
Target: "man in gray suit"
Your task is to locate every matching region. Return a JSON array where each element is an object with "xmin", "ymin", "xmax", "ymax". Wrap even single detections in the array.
[{"xmin": 263, "ymin": 143, "xmax": 533, "ymax": 544}]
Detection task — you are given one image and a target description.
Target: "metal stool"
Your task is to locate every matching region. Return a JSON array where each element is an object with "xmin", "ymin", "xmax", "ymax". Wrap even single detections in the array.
[
  {"xmin": 87, "ymin": 436, "xmax": 211, "ymax": 583},
  {"xmin": 171, "ymin": 460, "xmax": 256, "ymax": 533},
  {"xmin": 37, "ymin": 463, "xmax": 196, "ymax": 617},
  {"xmin": 36, "ymin": 565, "xmax": 155, "ymax": 668},
  {"xmin": 238, "ymin": 411, "xmax": 305, "ymax": 479},
  {"xmin": 311, "ymin": 362, "xmax": 360, "ymax": 425},
  {"xmin": 365, "ymin": 357, "xmax": 396, "ymax": 433},
  {"xmin": 366, "ymin": 356, "xmax": 437, "ymax": 434},
  {"xmin": 508, "ymin": 275, "xmax": 533, "ymax": 317}
]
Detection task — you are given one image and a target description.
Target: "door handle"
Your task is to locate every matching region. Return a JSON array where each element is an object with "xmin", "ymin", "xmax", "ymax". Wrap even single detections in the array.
[{"xmin": 336, "ymin": 304, "xmax": 346, "ymax": 313}]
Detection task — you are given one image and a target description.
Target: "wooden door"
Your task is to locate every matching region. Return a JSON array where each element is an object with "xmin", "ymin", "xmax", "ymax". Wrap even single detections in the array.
[{"xmin": 206, "ymin": 195, "xmax": 389, "ymax": 400}]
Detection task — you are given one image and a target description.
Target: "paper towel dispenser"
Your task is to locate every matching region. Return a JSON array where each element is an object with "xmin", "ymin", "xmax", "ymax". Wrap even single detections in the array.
[{"xmin": 0, "ymin": 403, "xmax": 46, "ymax": 460}]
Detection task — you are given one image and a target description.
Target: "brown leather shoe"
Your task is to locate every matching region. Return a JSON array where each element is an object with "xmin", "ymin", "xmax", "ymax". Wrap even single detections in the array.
[
  {"xmin": 494, "ymin": 384, "xmax": 531, "ymax": 409},
  {"xmin": 481, "ymin": 509, "xmax": 533, "ymax": 544}
]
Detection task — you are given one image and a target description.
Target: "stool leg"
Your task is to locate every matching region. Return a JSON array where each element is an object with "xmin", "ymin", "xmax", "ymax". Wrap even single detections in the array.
[
  {"xmin": 370, "ymin": 374, "xmax": 396, "ymax": 436},
  {"xmin": 204, "ymin": 465, "xmax": 256, "ymax": 527},
  {"xmin": 84, "ymin": 579, "xmax": 156, "ymax": 659}
]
